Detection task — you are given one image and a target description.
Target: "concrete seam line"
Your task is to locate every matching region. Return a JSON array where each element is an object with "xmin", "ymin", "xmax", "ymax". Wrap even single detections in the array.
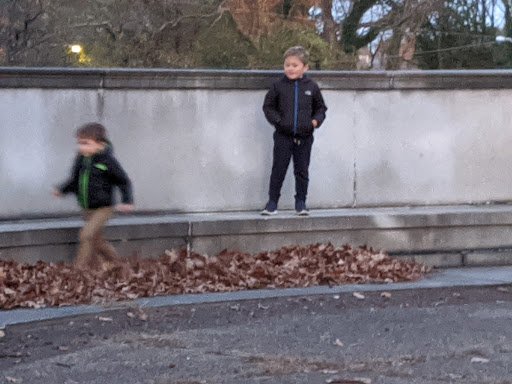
[
  {"xmin": 352, "ymin": 92, "xmax": 358, "ymax": 208},
  {"xmin": 185, "ymin": 221, "xmax": 193, "ymax": 258}
]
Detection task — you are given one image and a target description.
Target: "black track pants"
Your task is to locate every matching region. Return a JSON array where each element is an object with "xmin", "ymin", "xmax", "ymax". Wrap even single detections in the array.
[{"xmin": 268, "ymin": 131, "xmax": 313, "ymax": 203}]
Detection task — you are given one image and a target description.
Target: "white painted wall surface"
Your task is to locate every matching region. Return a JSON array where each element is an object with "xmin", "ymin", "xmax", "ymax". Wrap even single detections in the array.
[{"xmin": 2, "ymin": 86, "xmax": 512, "ymax": 217}]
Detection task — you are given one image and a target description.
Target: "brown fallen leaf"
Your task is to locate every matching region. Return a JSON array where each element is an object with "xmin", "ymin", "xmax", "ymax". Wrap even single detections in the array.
[
  {"xmin": 471, "ymin": 357, "xmax": 490, "ymax": 363},
  {"xmin": 165, "ymin": 249, "xmax": 179, "ymax": 264},
  {"xmin": 98, "ymin": 316, "xmax": 113, "ymax": 322},
  {"xmin": 58, "ymin": 346, "xmax": 69, "ymax": 351},
  {"xmin": 353, "ymin": 292, "xmax": 365, "ymax": 300},
  {"xmin": 321, "ymin": 369, "xmax": 339, "ymax": 374},
  {"xmin": 0, "ymin": 244, "xmax": 430, "ymax": 310},
  {"xmin": 497, "ymin": 287, "xmax": 509, "ymax": 292},
  {"xmin": 25, "ymin": 301, "xmax": 42, "ymax": 309},
  {"xmin": 381, "ymin": 292, "xmax": 392, "ymax": 298},
  {"xmin": 6, "ymin": 377, "xmax": 21, "ymax": 383},
  {"xmin": 138, "ymin": 312, "xmax": 148, "ymax": 321},
  {"xmin": 3, "ymin": 287, "xmax": 16, "ymax": 295},
  {"xmin": 326, "ymin": 378, "xmax": 367, "ymax": 384},
  {"xmin": 334, "ymin": 339, "xmax": 344, "ymax": 347}
]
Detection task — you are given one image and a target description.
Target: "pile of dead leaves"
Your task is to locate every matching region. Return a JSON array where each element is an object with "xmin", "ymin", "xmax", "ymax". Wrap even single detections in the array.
[{"xmin": 0, "ymin": 244, "xmax": 430, "ymax": 310}]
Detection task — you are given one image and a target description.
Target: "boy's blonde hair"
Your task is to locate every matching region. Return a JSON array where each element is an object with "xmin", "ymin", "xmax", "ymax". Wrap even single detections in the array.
[{"xmin": 284, "ymin": 46, "xmax": 310, "ymax": 65}]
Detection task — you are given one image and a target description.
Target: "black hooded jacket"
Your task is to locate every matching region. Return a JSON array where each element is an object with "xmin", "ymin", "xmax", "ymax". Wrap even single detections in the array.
[
  {"xmin": 263, "ymin": 74, "xmax": 327, "ymax": 137},
  {"xmin": 59, "ymin": 145, "xmax": 133, "ymax": 209}
]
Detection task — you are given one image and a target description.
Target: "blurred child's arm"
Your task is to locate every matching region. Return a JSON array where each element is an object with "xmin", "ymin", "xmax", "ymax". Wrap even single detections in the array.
[
  {"xmin": 262, "ymin": 84, "xmax": 281, "ymax": 127},
  {"xmin": 54, "ymin": 154, "xmax": 81, "ymax": 197},
  {"xmin": 311, "ymin": 85, "xmax": 328, "ymax": 128},
  {"xmin": 107, "ymin": 157, "xmax": 134, "ymax": 207}
]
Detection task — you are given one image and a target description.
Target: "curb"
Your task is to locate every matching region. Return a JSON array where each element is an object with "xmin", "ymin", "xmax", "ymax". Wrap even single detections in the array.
[{"xmin": 2, "ymin": 266, "xmax": 512, "ymax": 328}]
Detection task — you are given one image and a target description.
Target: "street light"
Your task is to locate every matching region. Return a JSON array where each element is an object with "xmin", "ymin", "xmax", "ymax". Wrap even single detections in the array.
[
  {"xmin": 496, "ymin": 36, "xmax": 512, "ymax": 43},
  {"xmin": 70, "ymin": 45, "xmax": 82, "ymax": 53}
]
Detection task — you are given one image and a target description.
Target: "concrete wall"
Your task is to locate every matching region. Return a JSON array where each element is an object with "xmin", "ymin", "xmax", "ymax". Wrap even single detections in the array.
[{"xmin": 2, "ymin": 68, "xmax": 512, "ymax": 218}]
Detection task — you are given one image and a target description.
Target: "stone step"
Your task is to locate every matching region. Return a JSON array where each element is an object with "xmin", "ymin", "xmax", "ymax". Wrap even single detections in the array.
[{"xmin": 2, "ymin": 205, "xmax": 512, "ymax": 267}]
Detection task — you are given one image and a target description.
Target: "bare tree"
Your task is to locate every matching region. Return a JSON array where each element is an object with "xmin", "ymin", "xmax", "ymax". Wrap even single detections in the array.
[
  {"xmin": 342, "ymin": 0, "xmax": 380, "ymax": 52},
  {"xmin": 2, "ymin": 0, "xmax": 230, "ymax": 67},
  {"xmin": 0, "ymin": 1, "xmax": 8, "ymax": 65},
  {"xmin": 320, "ymin": 0, "xmax": 338, "ymax": 45}
]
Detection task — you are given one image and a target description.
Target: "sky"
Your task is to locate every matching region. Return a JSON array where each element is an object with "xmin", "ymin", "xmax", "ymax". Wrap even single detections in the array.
[
  {"xmin": 312, "ymin": 0, "xmax": 508, "ymax": 30},
  {"xmin": 312, "ymin": 0, "xmax": 509, "ymax": 53}
]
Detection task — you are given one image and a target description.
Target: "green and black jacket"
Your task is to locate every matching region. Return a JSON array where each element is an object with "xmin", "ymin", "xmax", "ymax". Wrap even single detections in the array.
[{"xmin": 58, "ymin": 145, "xmax": 133, "ymax": 209}]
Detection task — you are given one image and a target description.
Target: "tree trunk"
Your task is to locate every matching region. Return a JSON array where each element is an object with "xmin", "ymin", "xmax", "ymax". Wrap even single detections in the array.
[
  {"xmin": 481, "ymin": 0, "xmax": 486, "ymax": 34},
  {"xmin": 320, "ymin": 0, "xmax": 336, "ymax": 45},
  {"xmin": 0, "ymin": 2, "xmax": 8, "ymax": 65},
  {"xmin": 341, "ymin": 0, "xmax": 379, "ymax": 53},
  {"xmin": 505, "ymin": 0, "xmax": 512, "ymax": 67}
]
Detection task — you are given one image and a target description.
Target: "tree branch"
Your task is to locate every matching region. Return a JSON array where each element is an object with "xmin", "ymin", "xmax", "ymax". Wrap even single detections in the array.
[
  {"xmin": 24, "ymin": 0, "xmax": 44, "ymax": 31},
  {"xmin": 157, "ymin": 0, "xmax": 227, "ymax": 32},
  {"xmin": 342, "ymin": 0, "xmax": 380, "ymax": 53}
]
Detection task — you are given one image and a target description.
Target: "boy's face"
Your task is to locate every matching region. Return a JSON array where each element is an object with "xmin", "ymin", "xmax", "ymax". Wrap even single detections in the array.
[
  {"xmin": 77, "ymin": 137, "xmax": 105, "ymax": 157},
  {"xmin": 284, "ymin": 55, "xmax": 309, "ymax": 80}
]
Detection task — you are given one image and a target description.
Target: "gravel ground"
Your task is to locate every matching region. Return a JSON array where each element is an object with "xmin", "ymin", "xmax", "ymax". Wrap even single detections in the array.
[{"xmin": 2, "ymin": 284, "xmax": 512, "ymax": 384}]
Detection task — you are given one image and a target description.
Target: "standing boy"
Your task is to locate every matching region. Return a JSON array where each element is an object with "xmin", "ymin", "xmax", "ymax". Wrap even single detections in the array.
[
  {"xmin": 262, "ymin": 46, "xmax": 327, "ymax": 216},
  {"xmin": 53, "ymin": 122, "xmax": 134, "ymax": 269}
]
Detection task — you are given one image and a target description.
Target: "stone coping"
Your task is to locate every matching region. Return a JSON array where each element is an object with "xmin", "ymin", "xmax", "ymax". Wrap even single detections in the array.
[
  {"xmin": 2, "ymin": 205, "xmax": 512, "ymax": 248},
  {"xmin": 2, "ymin": 67, "xmax": 512, "ymax": 90}
]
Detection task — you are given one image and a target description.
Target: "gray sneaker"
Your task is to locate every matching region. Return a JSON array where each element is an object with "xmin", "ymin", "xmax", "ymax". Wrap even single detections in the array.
[
  {"xmin": 261, "ymin": 200, "xmax": 278, "ymax": 216},
  {"xmin": 295, "ymin": 200, "xmax": 309, "ymax": 216}
]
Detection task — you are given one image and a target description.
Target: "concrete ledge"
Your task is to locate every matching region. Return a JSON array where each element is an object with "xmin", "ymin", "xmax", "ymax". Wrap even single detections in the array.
[
  {"xmin": 190, "ymin": 205, "xmax": 512, "ymax": 235},
  {"xmin": 3, "ymin": 205, "xmax": 512, "ymax": 266},
  {"xmin": 465, "ymin": 250, "xmax": 512, "ymax": 266},
  {"xmin": 0, "ymin": 216, "xmax": 190, "ymax": 263},
  {"xmin": 188, "ymin": 205, "xmax": 512, "ymax": 256},
  {"xmin": 0, "ymin": 216, "xmax": 190, "ymax": 247},
  {"xmin": 2, "ymin": 68, "xmax": 512, "ymax": 90},
  {"xmin": 394, "ymin": 253, "xmax": 464, "ymax": 268},
  {"xmin": 0, "ymin": 68, "xmax": 104, "ymax": 88}
]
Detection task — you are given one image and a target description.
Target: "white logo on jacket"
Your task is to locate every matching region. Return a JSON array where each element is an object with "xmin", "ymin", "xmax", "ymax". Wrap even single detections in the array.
[{"xmin": 305, "ymin": 90, "xmax": 312, "ymax": 96}]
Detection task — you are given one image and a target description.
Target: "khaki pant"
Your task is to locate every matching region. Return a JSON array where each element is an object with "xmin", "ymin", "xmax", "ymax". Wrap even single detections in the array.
[{"xmin": 75, "ymin": 207, "xmax": 118, "ymax": 268}]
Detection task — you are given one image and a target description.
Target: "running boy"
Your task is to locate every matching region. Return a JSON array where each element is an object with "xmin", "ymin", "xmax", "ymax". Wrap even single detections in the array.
[
  {"xmin": 53, "ymin": 122, "xmax": 134, "ymax": 269},
  {"xmin": 262, "ymin": 46, "xmax": 327, "ymax": 216}
]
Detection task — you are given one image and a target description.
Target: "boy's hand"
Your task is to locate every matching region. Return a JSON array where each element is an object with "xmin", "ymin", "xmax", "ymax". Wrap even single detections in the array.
[
  {"xmin": 116, "ymin": 204, "xmax": 134, "ymax": 213},
  {"xmin": 312, "ymin": 119, "xmax": 318, "ymax": 128},
  {"xmin": 52, "ymin": 189, "xmax": 63, "ymax": 198}
]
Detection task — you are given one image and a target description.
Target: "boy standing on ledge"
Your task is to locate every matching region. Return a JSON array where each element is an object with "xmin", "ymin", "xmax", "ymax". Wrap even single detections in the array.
[
  {"xmin": 53, "ymin": 122, "xmax": 134, "ymax": 269},
  {"xmin": 262, "ymin": 46, "xmax": 327, "ymax": 216}
]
